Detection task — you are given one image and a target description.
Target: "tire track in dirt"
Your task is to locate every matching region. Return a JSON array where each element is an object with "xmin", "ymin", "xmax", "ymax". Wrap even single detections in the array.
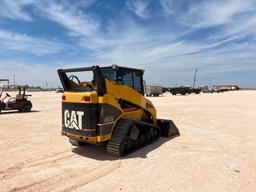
[
  {"xmin": 9, "ymin": 160, "xmax": 121, "ymax": 192},
  {"xmin": 0, "ymin": 150, "xmax": 73, "ymax": 180}
]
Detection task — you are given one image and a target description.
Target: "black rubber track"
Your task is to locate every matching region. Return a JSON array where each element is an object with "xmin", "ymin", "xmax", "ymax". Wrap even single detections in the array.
[
  {"xmin": 106, "ymin": 119, "xmax": 160, "ymax": 157},
  {"xmin": 106, "ymin": 119, "xmax": 131, "ymax": 157}
]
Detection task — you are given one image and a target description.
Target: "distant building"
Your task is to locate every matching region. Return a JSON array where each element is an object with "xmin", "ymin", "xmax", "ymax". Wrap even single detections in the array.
[
  {"xmin": 213, "ymin": 84, "xmax": 239, "ymax": 92},
  {"xmin": 0, "ymin": 79, "xmax": 9, "ymax": 85}
]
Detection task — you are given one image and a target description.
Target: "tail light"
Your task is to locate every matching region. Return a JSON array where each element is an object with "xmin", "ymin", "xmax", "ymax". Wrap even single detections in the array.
[
  {"xmin": 62, "ymin": 95, "xmax": 66, "ymax": 100},
  {"xmin": 83, "ymin": 96, "xmax": 91, "ymax": 102}
]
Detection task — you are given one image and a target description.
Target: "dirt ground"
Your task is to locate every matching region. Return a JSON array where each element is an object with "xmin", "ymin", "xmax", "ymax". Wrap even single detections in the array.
[{"xmin": 0, "ymin": 90, "xmax": 255, "ymax": 192}]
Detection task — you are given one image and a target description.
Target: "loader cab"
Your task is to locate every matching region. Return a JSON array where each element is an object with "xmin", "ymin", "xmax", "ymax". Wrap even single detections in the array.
[
  {"xmin": 57, "ymin": 66, "xmax": 106, "ymax": 96},
  {"xmin": 101, "ymin": 65, "xmax": 145, "ymax": 95},
  {"xmin": 58, "ymin": 65, "xmax": 145, "ymax": 96}
]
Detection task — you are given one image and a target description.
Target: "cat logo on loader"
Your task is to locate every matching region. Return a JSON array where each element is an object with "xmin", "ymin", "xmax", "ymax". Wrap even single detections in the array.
[{"xmin": 64, "ymin": 110, "xmax": 84, "ymax": 130}]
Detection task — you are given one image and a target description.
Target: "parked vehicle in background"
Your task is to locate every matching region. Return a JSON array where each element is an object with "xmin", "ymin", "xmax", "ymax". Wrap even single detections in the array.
[
  {"xmin": 169, "ymin": 68, "xmax": 201, "ymax": 96},
  {"xmin": 56, "ymin": 88, "xmax": 64, "ymax": 93},
  {"xmin": 212, "ymin": 87, "xmax": 220, "ymax": 93},
  {"xmin": 146, "ymin": 85, "xmax": 163, "ymax": 97},
  {"xmin": 169, "ymin": 86, "xmax": 190, "ymax": 95},
  {"xmin": 200, "ymin": 86, "xmax": 213, "ymax": 93},
  {"xmin": 189, "ymin": 87, "xmax": 201, "ymax": 94},
  {"xmin": 213, "ymin": 85, "xmax": 239, "ymax": 92},
  {"xmin": 0, "ymin": 85, "xmax": 32, "ymax": 113},
  {"xmin": 200, "ymin": 85, "xmax": 220, "ymax": 93},
  {"xmin": 162, "ymin": 87, "xmax": 169, "ymax": 93}
]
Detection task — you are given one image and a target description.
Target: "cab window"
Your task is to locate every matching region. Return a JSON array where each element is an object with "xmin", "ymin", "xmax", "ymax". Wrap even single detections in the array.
[
  {"xmin": 118, "ymin": 69, "xmax": 143, "ymax": 94},
  {"xmin": 101, "ymin": 69, "xmax": 117, "ymax": 81}
]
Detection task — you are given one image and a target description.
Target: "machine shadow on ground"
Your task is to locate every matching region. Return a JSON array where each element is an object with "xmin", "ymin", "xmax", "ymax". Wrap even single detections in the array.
[
  {"xmin": 72, "ymin": 134, "xmax": 180, "ymax": 161},
  {"xmin": 124, "ymin": 135, "xmax": 180, "ymax": 159},
  {"xmin": 0, "ymin": 110, "xmax": 40, "ymax": 115}
]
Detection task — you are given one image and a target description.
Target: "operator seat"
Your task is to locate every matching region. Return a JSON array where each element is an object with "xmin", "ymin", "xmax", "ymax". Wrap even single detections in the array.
[{"xmin": 16, "ymin": 94, "xmax": 24, "ymax": 100}]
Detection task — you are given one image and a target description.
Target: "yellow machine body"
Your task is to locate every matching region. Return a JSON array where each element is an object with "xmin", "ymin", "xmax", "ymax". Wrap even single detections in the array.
[{"xmin": 59, "ymin": 65, "xmax": 157, "ymax": 145}]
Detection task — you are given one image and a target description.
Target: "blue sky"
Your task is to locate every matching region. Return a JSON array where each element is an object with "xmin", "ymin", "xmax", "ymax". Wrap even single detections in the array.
[{"xmin": 0, "ymin": 0, "xmax": 256, "ymax": 88}]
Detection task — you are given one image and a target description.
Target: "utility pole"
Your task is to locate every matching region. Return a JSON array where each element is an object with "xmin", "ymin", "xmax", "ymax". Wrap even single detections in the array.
[
  {"xmin": 209, "ymin": 77, "xmax": 212, "ymax": 89},
  {"xmin": 13, "ymin": 74, "xmax": 16, "ymax": 86},
  {"xmin": 192, "ymin": 68, "xmax": 197, "ymax": 89}
]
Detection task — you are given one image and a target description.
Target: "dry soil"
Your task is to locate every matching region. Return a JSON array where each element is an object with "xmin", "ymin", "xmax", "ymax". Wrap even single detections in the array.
[{"xmin": 0, "ymin": 91, "xmax": 255, "ymax": 192}]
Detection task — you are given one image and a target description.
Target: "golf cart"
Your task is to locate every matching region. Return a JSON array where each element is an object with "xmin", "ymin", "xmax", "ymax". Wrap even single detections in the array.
[{"xmin": 0, "ymin": 85, "xmax": 32, "ymax": 113}]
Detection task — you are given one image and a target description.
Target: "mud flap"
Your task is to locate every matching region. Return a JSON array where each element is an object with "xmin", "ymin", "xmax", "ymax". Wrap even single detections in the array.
[{"xmin": 157, "ymin": 119, "xmax": 180, "ymax": 138}]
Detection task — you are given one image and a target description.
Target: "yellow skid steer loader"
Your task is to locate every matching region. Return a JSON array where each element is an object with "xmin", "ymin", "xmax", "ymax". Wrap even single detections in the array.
[{"xmin": 58, "ymin": 65, "xmax": 179, "ymax": 157}]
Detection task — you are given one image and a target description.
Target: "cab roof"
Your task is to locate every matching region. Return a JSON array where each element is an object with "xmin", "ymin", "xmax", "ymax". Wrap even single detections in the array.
[
  {"xmin": 101, "ymin": 64, "xmax": 144, "ymax": 74},
  {"xmin": 58, "ymin": 65, "xmax": 144, "ymax": 74}
]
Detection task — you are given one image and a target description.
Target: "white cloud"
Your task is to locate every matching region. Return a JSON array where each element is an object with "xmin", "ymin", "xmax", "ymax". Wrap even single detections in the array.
[
  {"xmin": 0, "ymin": 30, "xmax": 64, "ymax": 55},
  {"xmin": 160, "ymin": 0, "xmax": 256, "ymax": 28},
  {"xmin": 74, "ymin": 23, "xmax": 256, "ymax": 86},
  {"xmin": 214, "ymin": 14, "xmax": 256, "ymax": 40},
  {"xmin": 0, "ymin": 0, "xmax": 100, "ymax": 37},
  {"xmin": 0, "ymin": 61, "xmax": 60, "ymax": 87},
  {"xmin": 41, "ymin": 2, "xmax": 100, "ymax": 37},
  {"xmin": 126, "ymin": 0, "xmax": 151, "ymax": 19},
  {"xmin": 0, "ymin": 0, "xmax": 35, "ymax": 21},
  {"xmin": 0, "ymin": 0, "xmax": 255, "ymax": 87},
  {"xmin": 187, "ymin": 0, "xmax": 256, "ymax": 28},
  {"xmin": 160, "ymin": 0, "xmax": 186, "ymax": 16}
]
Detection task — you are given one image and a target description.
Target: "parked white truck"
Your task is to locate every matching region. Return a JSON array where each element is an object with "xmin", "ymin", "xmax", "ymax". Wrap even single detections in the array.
[{"xmin": 145, "ymin": 85, "xmax": 163, "ymax": 97}]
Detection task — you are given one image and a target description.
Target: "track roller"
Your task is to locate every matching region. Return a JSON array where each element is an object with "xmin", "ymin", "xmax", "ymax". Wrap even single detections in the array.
[{"xmin": 106, "ymin": 119, "xmax": 160, "ymax": 157}]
